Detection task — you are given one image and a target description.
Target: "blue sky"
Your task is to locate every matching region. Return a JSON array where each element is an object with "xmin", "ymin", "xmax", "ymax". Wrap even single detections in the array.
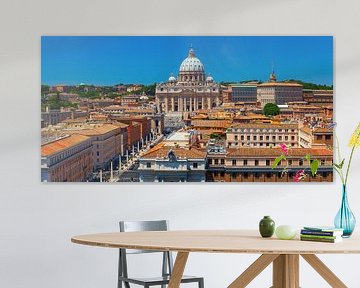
[{"xmin": 41, "ymin": 36, "xmax": 333, "ymax": 86}]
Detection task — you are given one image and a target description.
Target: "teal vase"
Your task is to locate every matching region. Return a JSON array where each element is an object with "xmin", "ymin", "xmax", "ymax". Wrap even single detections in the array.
[
  {"xmin": 334, "ymin": 185, "xmax": 356, "ymax": 238},
  {"xmin": 259, "ymin": 216, "xmax": 275, "ymax": 238}
]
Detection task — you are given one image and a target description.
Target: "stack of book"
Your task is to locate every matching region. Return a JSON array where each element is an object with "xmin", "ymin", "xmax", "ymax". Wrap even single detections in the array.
[{"xmin": 300, "ymin": 226, "xmax": 344, "ymax": 243}]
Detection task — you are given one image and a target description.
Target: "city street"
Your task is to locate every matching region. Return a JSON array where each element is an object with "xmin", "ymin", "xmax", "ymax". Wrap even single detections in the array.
[{"xmin": 96, "ymin": 133, "xmax": 163, "ymax": 182}]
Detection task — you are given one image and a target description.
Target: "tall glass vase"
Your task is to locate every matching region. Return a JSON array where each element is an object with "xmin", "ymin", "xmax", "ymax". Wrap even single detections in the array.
[{"xmin": 334, "ymin": 185, "xmax": 356, "ymax": 237}]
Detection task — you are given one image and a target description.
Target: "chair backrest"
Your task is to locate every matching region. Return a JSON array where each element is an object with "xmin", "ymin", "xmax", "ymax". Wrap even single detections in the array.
[
  {"xmin": 119, "ymin": 220, "xmax": 169, "ymax": 254},
  {"xmin": 120, "ymin": 220, "xmax": 168, "ymax": 232},
  {"xmin": 118, "ymin": 220, "xmax": 173, "ymax": 283}
]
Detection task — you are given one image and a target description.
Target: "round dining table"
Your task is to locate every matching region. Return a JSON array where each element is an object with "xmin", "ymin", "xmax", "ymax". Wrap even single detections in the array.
[{"xmin": 72, "ymin": 229, "xmax": 360, "ymax": 288}]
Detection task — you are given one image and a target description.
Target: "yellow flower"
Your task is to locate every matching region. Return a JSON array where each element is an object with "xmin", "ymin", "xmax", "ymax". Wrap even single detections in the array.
[{"xmin": 349, "ymin": 122, "xmax": 360, "ymax": 147}]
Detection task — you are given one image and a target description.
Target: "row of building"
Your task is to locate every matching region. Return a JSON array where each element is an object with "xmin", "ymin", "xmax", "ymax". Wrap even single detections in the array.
[
  {"xmin": 41, "ymin": 113, "xmax": 160, "ymax": 182},
  {"xmin": 137, "ymin": 131, "xmax": 333, "ymax": 182},
  {"xmin": 228, "ymin": 81, "xmax": 333, "ymax": 107},
  {"xmin": 184, "ymin": 114, "xmax": 333, "ymax": 149}
]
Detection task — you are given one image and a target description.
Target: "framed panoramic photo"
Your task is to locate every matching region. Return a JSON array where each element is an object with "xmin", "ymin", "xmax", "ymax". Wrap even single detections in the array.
[{"xmin": 41, "ymin": 36, "xmax": 333, "ymax": 183}]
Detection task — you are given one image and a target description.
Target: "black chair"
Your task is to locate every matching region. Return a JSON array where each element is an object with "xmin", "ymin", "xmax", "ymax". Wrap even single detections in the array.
[{"xmin": 118, "ymin": 220, "xmax": 204, "ymax": 288}]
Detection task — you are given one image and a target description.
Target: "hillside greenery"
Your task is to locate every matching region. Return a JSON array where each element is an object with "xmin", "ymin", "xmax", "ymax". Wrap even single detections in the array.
[{"xmin": 283, "ymin": 79, "xmax": 333, "ymax": 90}]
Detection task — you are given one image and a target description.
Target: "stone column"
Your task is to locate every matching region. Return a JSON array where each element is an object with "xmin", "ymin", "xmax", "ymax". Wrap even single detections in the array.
[
  {"xmin": 202, "ymin": 97, "xmax": 205, "ymax": 109},
  {"xmin": 189, "ymin": 97, "xmax": 193, "ymax": 112},
  {"xmin": 207, "ymin": 97, "xmax": 211, "ymax": 109},
  {"xmin": 216, "ymin": 96, "xmax": 220, "ymax": 107},
  {"xmin": 179, "ymin": 97, "xmax": 183, "ymax": 112},
  {"xmin": 165, "ymin": 97, "xmax": 169, "ymax": 113},
  {"xmin": 171, "ymin": 97, "xmax": 175, "ymax": 112}
]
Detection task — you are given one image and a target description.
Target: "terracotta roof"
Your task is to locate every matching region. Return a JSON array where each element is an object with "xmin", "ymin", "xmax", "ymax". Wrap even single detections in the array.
[
  {"xmin": 233, "ymin": 116, "xmax": 252, "ymax": 120},
  {"xmin": 41, "ymin": 134, "xmax": 90, "ymax": 157},
  {"xmin": 231, "ymin": 123, "xmax": 299, "ymax": 129},
  {"xmin": 103, "ymin": 105, "xmax": 124, "ymax": 110},
  {"xmin": 125, "ymin": 109, "xmax": 154, "ymax": 113},
  {"xmin": 191, "ymin": 120, "xmax": 233, "ymax": 128},
  {"xmin": 112, "ymin": 122, "xmax": 129, "ymax": 128},
  {"xmin": 247, "ymin": 114, "xmax": 268, "ymax": 119},
  {"xmin": 291, "ymin": 105, "xmax": 323, "ymax": 110},
  {"xmin": 191, "ymin": 114, "xmax": 208, "ymax": 119},
  {"xmin": 300, "ymin": 126, "xmax": 312, "ymax": 134},
  {"xmin": 227, "ymin": 147, "xmax": 333, "ymax": 157},
  {"xmin": 142, "ymin": 145, "xmax": 206, "ymax": 159},
  {"xmin": 61, "ymin": 117, "xmax": 87, "ymax": 123},
  {"xmin": 313, "ymin": 128, "xmax": 333, "ymax": 134},
  {"xmin": 91, "ymin": 114, "xmax": 108, "ymax": 118},
  {"xmin": 196, "ymin": 129, "xmax": 226, "ymax": 134},
  {"xmin": 194, "ymin": 109, "xmax": 211, "ymax": 113},
  {"xmin": 67, "ymin": 124, "xmax": 120, "ymax": 136}
]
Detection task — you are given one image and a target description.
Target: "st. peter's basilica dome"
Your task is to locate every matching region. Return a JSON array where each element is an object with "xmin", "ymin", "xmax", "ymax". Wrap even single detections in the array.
[{"xmin": 179, "ymin": 48, "xmax": 205, "ymax": 72}]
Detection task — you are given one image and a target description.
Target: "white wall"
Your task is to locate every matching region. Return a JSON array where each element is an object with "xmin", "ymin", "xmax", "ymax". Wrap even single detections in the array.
[{"xmin": 1, "ymin": 0, "xmax": 360, "ymax": 287}]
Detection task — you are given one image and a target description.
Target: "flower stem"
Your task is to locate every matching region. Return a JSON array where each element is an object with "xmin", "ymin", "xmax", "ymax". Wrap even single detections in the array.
[
  {"xmin": 345, "ymin": 145, "xmax": 356, "ymax": 186},
  {"xmin": 345, "ymin": 130, "xmax": 360, "ymax": 185},
  {"xmin": 333, "ymin": 165, "xmax": 344, "ymax": 184}
]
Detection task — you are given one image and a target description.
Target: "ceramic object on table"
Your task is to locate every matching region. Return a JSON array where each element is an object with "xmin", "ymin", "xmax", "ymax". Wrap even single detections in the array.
[
  {"xmin": 259, "ymin": 216, "xmax": 275, "ymax": 238},
  {"xmin": 275, "ymin": 225, "xmax": 297, "ymax": 240}
]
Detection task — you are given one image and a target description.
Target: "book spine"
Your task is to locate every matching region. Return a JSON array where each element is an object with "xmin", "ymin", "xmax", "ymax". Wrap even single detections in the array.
[
  {"xmin": 300, "ymin": 234, "xmax": 337, "ymax": 240},
  {"xmin": 301, "ymin": 230, "xmax": 336, "ymax": 236},
  {"xmin": 300, "ymin": 237, "xmax": 337, "ymax": 243}
]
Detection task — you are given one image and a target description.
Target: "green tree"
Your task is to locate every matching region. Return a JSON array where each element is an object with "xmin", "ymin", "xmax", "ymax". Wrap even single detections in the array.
[
  {"xmin": 263, "ymin": 103, "xmax": 280, "ymax": 117},
  {"xmin": 42, "ymin": 94, "xmax": 78, "ymax": 110},
  {"xmin": 41, "ymin": 85, "xmax": 50, "ymax": 94},
  {"xmin": 210, "ymin": 133, "xmax": 221, "ymax": 139},
  {"xmin": 128, "ymin": 83, "xmax": 156, "ymax": 96}
]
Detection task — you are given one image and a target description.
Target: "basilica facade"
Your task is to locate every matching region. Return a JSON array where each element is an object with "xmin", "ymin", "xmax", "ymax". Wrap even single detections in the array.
[{"xmin": 155, "ymin": 48, "xmax": 221, "ymax": 114}]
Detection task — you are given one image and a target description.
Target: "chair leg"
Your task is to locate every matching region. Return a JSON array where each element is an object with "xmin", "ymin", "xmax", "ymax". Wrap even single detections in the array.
[
  {"xmin": 118, "ymin": 250, "xmax": 123, "ymax": 288},
  {"xmin": 199, "ymin": 278, "xmax": 204, "ymax": 288}
]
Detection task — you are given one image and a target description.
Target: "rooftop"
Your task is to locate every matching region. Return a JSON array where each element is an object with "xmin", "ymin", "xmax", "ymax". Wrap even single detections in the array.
[
  {"xmin": 231, "ymin": 123, "xmax": 299, "ymax": 129},
  {"xmin": 166, "ymin": 131, "xmax": 191, "ymax": 142},
  {"xmin": 66, "ymin": 124, "xmax": 120, "ymax": 136},
  {"xmin": 41, "ymin": 134, "xmax": 90, "ymax": 157},
  {"xmin": 142, "ymin": 144, "xmax": 206, "ymax": 159},
  {"xmin": 191, "ymin": 119, "xmax": 233, "ymax": 128},
  {"xmin": 258, "ymin": 82, "xmax": 303, "ymax": 87},
  {"xmin": 227, "ymin": 147, "xmax": 333, "ymax": 157},
  {"xmin": 313, "ymin": 127, "xmax": 333, "ymax": 134}
]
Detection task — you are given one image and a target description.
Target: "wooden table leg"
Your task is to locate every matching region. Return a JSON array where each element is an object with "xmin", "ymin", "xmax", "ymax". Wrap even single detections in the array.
[
  {"xmin": 301, "ymin": 254, "xmax": 347, "ymax": 288},
  {"xmin": 272, "ymin": 254, "xmax": 299, "ymax": 288},
  {"xmin": 168, "ymin": 252, "xmax": 189, "ymax": 288},
  {"xmin": 228, "ymin": 254, "xmax": 279, "ymax": 288}
]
